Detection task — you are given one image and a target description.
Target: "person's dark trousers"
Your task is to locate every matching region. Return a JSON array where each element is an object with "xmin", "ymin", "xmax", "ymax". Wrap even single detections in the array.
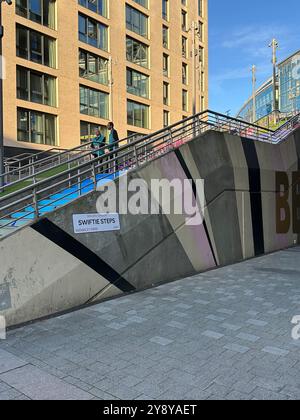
[{"xmin": 109, "ymin": 144, "xmax": 118, "ymax": 173}]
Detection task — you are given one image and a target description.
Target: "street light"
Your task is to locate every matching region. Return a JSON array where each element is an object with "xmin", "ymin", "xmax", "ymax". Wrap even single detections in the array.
[
  {"xmin": 188, "ymin": 21, "xmax": 202, "ymax": 117},
  {"xmin": 252, "ymin": 65, "xmax": 257, "ymax": 124},
  {"xmin": 269, "ymin": 39, "xmax": 279, "ymax": 122},
  {"xmin": 0, "ymin": 0, "xmax": 13, "ymax": 192}
]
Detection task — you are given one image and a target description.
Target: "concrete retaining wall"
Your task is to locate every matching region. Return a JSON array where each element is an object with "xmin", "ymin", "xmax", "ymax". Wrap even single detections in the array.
[{"xmin": 1, "ymin": 129, "xmax": 299, "ymax": 327}]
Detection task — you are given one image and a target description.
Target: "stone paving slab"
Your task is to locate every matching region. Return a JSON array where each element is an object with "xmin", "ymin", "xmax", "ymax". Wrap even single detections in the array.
[{"xmin": 1, "ymin": 247, "xmax": 300, "ymax": 399}]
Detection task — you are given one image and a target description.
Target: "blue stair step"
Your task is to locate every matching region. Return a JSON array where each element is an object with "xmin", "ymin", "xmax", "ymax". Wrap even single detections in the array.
[
  {"xmin": 45, "ymin": 198, "xmax": 73, "ymax": 207},
  {"xmin": 81, "ymin": 179, "xmax": 93, "ymax": 187},
  {"xmin": 8, "ymin": 172, "xmax": 126, "ymax": 225},
  {"xmin": 11, "ymin": 212, "xmax": 35, "ymax": 220},
  {"xmin": 81, "ymin": 185, "xmax": 94, "ymax": 194},
  {"xmin": 0, "ymin": 219, "xmax": 28, "ymax": 228},
  {"xmin": 96, "ymin": 173, "xmax": 114, "ymax": 181},
  {"xmin": 25, "ymin": 206, "xmax": 56, "ymax": 214},
  {"xmin": 50, "ymin": 192, "xmax": 79, "ymax": 200}
]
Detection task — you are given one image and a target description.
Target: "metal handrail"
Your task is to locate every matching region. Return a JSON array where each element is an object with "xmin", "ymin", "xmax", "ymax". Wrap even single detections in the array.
[
  {"xmin": 4, "ymin": 147, "xmax": 66, "ymax": 166},
  {"xmin": 1, "ymin": 109, "xmax": 273, "ymax": 182},
  {"xmin": 1, "ymin": 109, "xmax": 300, "ymax": 238},
  {"xmin": 0, "ymin": 110, "xmax": 292, "ymax": 205},
  {"xmin": 1, "ymin": 131, "xmax": 140, "ymax": 184}
]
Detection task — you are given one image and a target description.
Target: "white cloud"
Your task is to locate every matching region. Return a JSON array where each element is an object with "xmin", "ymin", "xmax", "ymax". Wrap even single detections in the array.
[
  {"xmin": 211, "ymin": 64, "xmax": 270, "ymax": 83},
  {"xmin": 221, "ymin": 25, "xmax": 290, "ymax": 50}
]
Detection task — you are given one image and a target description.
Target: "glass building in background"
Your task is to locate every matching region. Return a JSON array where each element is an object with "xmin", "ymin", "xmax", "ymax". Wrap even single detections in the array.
[
  {"xmin": 279, "ymin": 51, "xmax": 300, "ymax": 114},
  {"xmin": 238, "ymin": 78, "xmax": 274, "ymax": 123},
  {"xmin": 237, "ymin": 50, "xmax": 300, "ymax": 123}
]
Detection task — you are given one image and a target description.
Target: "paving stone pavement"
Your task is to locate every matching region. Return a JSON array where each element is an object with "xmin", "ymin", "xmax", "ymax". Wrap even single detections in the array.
[{"xmin": 1, "ymin": 247, "xmax": 300, "ymax": 400}]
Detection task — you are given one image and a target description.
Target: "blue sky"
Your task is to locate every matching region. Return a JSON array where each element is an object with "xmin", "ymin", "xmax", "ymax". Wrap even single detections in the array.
[{"xmin": 209, "ymin": 0, "xmax": 300, "ymax": 115}]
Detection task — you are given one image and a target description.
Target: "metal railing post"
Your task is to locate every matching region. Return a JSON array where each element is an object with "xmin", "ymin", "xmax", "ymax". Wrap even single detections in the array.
[
  {"xmin": 77, "ymin": 161, "xmax": 82, "ymax": 196},
  {"xmin": 32, "ymin": 175, "xmax": 39, "ymax": 219},
  {"xmin": 169, "ymin": 129, "xmax": 173, "ymax": 150},
  {"xmin": 133, "ymin": 145, "xmax": 139, "ymax": 168},
  {"xmin": 30, "ymin": 157, "xmax": 34, "ymax": 176},
  {"xmin": 67, "ymin": 161, "xmax": 72, "ymax": 188},
  {"xmin": 91, "ymin": 161, "xmax": 97, "ymax": 190}
]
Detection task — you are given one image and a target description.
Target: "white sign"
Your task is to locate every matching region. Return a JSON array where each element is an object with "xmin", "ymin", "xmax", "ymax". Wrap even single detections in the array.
[{"xmin": 73, "ymin": 213, "xmax": 120, "ymax": 234}]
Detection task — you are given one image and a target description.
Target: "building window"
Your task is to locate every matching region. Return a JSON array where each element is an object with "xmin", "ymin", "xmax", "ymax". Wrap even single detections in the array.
[
  {"xmin": 133, "ymin": 0, "xmax": 148, "ymax": 8},
  {"xmin": 127, "ymin": 130, "xmax": 145, "ymax": 143},
  {"xmin": 163, "ymin": 82, "xmax": 169, "ymax": 105},
  {"xmin": 182, "ymin": 89, "xmax": 188, "ymax": 111},
  {"xmin": 78, "ymin": 14, "xmax": 108, "ymax": 51},
  {"xmin": 78, "ymin": 0, "xmax": 108, "ymax": 17},
  {"xmin": 127, "ymin": 100, "xmax": 149, "ymax": 128},
  {"xmin": 198, "ymin": 21, "xmax": 203, "ymax": 42},
  {"xmin": 198, "ymin": 0, "xmax": 203, "ymax": 16},
  {"xmin": 163, "ymin": 110, "xmax": 169, "ymax": 127},
  {"xmin": 126, "ymin": 36, "xmax": 149, "ymax": 68},
  {"xmin": 181, "ymin": 10, "xmax": 187, "ymax": 32},
  {"xmin": 199, "ymin": 46, "xmax": 204, "ymax": 63},
  {"xmin": 16, "ymin": 0, "xmax": 56, "ymax": 29},
  {"xmin": 80, "ymin": 121, "xmax": 107, "ymax": 144},
  {"xmin": 162, "ymin": 0, "xmax": 169, "ymax": 20},
  {"xmin": 17, "ymin": 66, "xmax": 56, "ymax": 107},
  {"xmin": 162, "ymin": 25, "xmax": 169, "ymax": 49},
  {"xmin": 127, "ymin": 68, "xmax": 149, "ymax": 99},
  {"xmin": 79, "ymin": 50, "xmax": 108, "ymax": 85},
  {"xmin": 182, "ymin": 36, "xmax": 187, "ymax": 58},
  {"xmin": 16, "ymin": 24, "xmax": 56, "ymax": 68},
  {"xmin": 80, "ymin": 85, "xmax": 109, "ymax": 119},
  {"xmin": 126, "ymin": 5, "xmax": 148, "ymax": 38},
  {"xmin": 182, "ymin": 63, "xmax": 188, "ymax": 85},
  {"xmin": 163, "ymin": 53, "xmax": 169, "ymax": 77},
  {"xmin": 17, "ymin": 108, "xmax": 57, "ymax": 145}
]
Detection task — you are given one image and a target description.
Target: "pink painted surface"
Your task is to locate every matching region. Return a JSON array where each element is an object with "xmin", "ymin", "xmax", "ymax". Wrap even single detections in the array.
[{"xmin": 151, "ymin": 152, "xmax": 217, "ymax": 269}]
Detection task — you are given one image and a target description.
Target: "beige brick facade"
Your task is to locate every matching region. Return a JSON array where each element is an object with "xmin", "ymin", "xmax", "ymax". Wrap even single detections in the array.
[{"xmin": 1, "ymin": 0, "xmax": 208, "ymax": 153}]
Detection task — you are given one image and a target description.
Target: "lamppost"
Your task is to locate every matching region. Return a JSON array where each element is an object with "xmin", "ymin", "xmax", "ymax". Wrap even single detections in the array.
[
  {"xmin": 0, "ymin": 0, "xmax": 12, "ymax": 192},
  {"xmin": 269, "ymin": 39, "xmax": 279, "ymax": 122},
  {"xmin": 190, "ymin": 21, "xmax": 202, "ymax": 117},
  {"xmin": 252, "ymin": 65, "xmax": 257, "ymax": 123}
]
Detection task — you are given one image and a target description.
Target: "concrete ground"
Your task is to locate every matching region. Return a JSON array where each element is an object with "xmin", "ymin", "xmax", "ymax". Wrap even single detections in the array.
[{"xmin": 1, "ymin": 247, "xmax": 300, "ymax": 400}]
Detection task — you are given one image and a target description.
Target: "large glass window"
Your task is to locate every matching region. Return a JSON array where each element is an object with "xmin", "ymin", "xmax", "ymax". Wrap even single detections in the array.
[
  {"xmin": 79, "ymin": 50, "xmax": 108, "ymax": 85},
  {"xmin": 16, "ymin": 24, "xmax": 56, "ymax": 68},
  {"xmin": 127, "ymin": 68, "xmax": 149, "ymax": 99},
  {"xmin": 80, "ymin": 121, "xmax": 107, "ymax": 144},
  {"xmin": 280, "ymin": 60, "xmax": 300, "ymax": 115},
  {"xmin": 127, "ymin": 100, "xmax": 149, "ymax": 128},
  {"xmin": 78, "ymin": 0, "xmax": 107, "ymax": 17},
  {"xmin": 126, "ymin": 5, "xmax": 148, "ymax": 38},
  {"xmin": 133, "ymin": 0, "xmax": 148, "ymax": 8},
  {"xmin": 126, "ymin": 36, "xmax": 149, "ymax": 68},
  {"xmin": 163, "ymin": 53, "xmax": 169, "ymax": 77},
  {"xmin": 17, "ymin": 108, "xmax": 57, "ymax": 145},
  {"xmin": 80, "ymin": 86, "xmax": 109, "ymax": 119},
  {"xmin": 16, "ymin": 0, "xmax": 56, "ymax": 29},
  {"xmin": 78, "ymin": 14, "xmax": 108, "ymax": 51},
  {"xmin": 162, "ymin": 25, "xmax": 169, "ymax": 49},
  {"xmin": 163, "ymin": 82, "xmax": 169, "ymax": 105},
  {"xmin": 17, "ymin": 66, "xmax": 56, "ymax": 106},
  {"xmin": 182, "ymin": 89, "xmax": 188, "ymax": 111},
  {"xmin": 162, "ymin": 0, "xmax": 169, "ymax": 20}
]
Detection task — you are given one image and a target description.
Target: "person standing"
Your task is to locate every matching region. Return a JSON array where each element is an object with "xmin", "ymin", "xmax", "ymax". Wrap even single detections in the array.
[
  {"xmin": 107, "ymin": 122, "xmax": 119, "ymax": 172},
  {"xmin": 91, "ymin": 129, "xmax": 106, "ymax": 159},
  {"xmin": 107, "ymin": 122, "xmax": 119, "ymax": 151}
]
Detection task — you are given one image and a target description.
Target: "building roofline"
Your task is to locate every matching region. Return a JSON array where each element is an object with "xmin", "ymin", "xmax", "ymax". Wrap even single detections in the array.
[
  {"xmin": 237, "ymin": 77, "xmax": 273, "ymax": 116},
  {"xmin": 278, "ymin": 49, "xmax": 300, "ymax": 67}
]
